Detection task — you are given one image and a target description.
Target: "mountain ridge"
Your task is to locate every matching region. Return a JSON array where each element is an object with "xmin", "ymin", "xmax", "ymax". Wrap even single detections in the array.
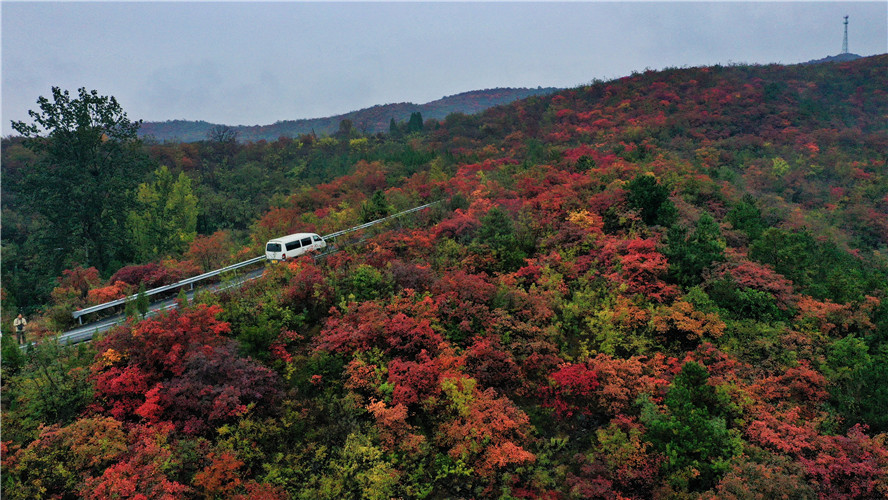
[{"xmin": 138, "ymin": 87, "xmax": 560, "ymax": 143}]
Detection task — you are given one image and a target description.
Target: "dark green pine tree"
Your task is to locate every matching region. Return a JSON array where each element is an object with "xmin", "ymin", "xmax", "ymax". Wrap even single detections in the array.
[
  {"xmin": 726, "ymin": 194, "xmax": 767, "ymax": 241},
  {"xmin": 407, "ymin": 112, "xmax": 424, "ymax": 133},
  {"xmin": 626, "ymin": 173, "xmax": 677, "ymax": 227},
  {"xmin": 642, "ymin": 361, "xmax": 743, "ymax": 493},
  {"xmin": 664, "ymin": 212, "xmax": 725, "ymax": 287}
]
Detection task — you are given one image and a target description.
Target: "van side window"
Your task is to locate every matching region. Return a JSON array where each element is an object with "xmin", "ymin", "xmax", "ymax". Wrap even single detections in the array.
[
  {"xmin": 313, "ymin": 235, "xmax": 322, "ymax": 242},
  {"xmin": 285, "ymin": 240, "xmax": 301, "ymax": 251},
  {"xmin": 301, "ymin": 237, "xmax": 312, "ymax": 247}
]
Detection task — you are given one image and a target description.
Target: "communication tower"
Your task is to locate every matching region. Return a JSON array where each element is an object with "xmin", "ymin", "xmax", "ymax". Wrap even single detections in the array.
[{"xmin": 842, "ymin": 16, "xmax": 849, "ymax": 54}]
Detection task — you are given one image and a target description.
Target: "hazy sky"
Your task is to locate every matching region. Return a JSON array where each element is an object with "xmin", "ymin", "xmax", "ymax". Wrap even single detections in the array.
[{"xmin": 3, "ymin": 2, "xmax": 886, "ymax": 135}]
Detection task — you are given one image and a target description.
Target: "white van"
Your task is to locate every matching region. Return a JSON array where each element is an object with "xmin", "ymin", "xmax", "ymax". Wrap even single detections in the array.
[{"xmin": 265, "ymin": 233, "xmax": 326, "ymax": 262}]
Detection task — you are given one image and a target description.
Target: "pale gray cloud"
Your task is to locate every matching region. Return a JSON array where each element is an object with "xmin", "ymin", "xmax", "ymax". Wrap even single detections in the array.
[{"xmin": 3, "ymin": 2, "xmax": 886, "ymax": 135}]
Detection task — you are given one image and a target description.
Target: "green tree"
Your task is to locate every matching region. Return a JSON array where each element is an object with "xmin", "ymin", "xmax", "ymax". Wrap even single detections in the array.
[
  {"xmin": 726, "ymin": 194, "xmax": 767, "ymax": 241},
  {"xmin": 335, "ymin": 119, "xmax": 357, "ymax": 140},
  {"xmin": 664, "ymin": 212, "xmax": 726, "ymax": 287},
  {"xmin": 389, "ymin": 117, "xmax": 402, "ymax": 138},
  {"xmin": 360, "ymin": 190, "xmax": 392, "ymax": 223},
  {"xmin": 474, "ymin": 206, "xmax": 527, "ymax": 273},
  {"xmin": 407, "ymin": 112, "xmax": 424, "ymax": 133},
  {"xmin": 128, "ymin": 165, "xmax": 198, "ymax": 261},
  {"xmin": 642, "ymin": 361, "xmax": 743, "ymax": 493},
  {"xmin": 2, "ymin": 340, "xmax": 96, "ymax": 445},
  {"xmin": 11, "ymin": 87, "xmax": 150, "ymax": 273},
  {"xmin": 135, "ymin": 282, "xmax": 150, "ymax": 318},
  {"xmin": 625, "ymin": 173, "xmax": 677, "ymax": 226}
]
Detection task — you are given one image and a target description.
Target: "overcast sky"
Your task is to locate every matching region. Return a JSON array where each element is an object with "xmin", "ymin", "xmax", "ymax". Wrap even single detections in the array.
[{"xmin": 3, "ymin": 2, "xmax": 886, "ymax": 135}]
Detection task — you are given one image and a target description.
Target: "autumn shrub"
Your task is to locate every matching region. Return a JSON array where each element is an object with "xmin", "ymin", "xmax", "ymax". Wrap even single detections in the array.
[
  {"xmin": 87, "ymin": 281, "xmax": 132, "ymax": 305},
  {"xmin": 91, "ymin": 305, "xmax": 281, "ymax": 435},
  {"xmin": 2, "ymin": 340, "xmax": 96, "ymax": 445},
  {"xmin": 187, "ymin": 230, "xmax": 236, "ymax": 272},
  {"xmin": 3, "ymin": 417, "xmax": 127, "ymax": 499},
  {"xmin": 109, "ymin": 262, "xmax": 171, "ymax": 288},
  {"xmin": 284, "ymin": 256, "xmax": 334, "ymax": 321},
  {"xmin": 540, "ymin": 362, "xmax": 601, "ymax": 420}
]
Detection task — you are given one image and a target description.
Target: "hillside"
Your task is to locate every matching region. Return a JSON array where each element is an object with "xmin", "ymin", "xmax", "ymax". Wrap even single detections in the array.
[
  {"xmin": 138, "ymin": 87, "xmax": 559, "ymax": 142},
  {"xmin": 3, "ymin": 56, "xmax": 888, "ymax": 498},
  {"xmin": 803, "ymin": 52, "xmax": 862, "ymax": 64}
]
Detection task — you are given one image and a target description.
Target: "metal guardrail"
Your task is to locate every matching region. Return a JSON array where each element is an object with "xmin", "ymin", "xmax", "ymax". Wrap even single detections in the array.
[
  {"xmin": 323, "ymin": 201, "xmax": 440, "ymax": 239},
  {"xmin": 72, "ymin": 255, "xmax": 266, "ymax": 323},
  {"xmin": 71, "ymin": 200, "xmax": 441, "ymax": 323}
]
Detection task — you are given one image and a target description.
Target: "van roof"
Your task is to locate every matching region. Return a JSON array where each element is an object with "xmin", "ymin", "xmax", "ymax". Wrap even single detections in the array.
[{"xmin": 267, "ymin": 233, "xmax": 319, "ymax": 243}]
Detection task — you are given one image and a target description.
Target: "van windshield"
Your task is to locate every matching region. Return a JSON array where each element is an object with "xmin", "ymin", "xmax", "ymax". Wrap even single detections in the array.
[{"xmin": 266, "ymin": 243, "xmax": 281, "ymax": 253}]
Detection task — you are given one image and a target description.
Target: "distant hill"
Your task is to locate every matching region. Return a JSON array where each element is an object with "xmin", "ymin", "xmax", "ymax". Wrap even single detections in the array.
[
  {"xmin": 802, "ymin": 52, "xmax": 862, "ymax": 65},
  {"xmin": 138, "ymin": 87, "xmax": 560, "ymax": 143}
]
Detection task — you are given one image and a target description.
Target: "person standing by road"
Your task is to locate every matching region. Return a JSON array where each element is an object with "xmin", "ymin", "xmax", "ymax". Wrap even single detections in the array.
[{"xmin": 13, "ymin": 313, "xmax": 27, "ymax": 345}]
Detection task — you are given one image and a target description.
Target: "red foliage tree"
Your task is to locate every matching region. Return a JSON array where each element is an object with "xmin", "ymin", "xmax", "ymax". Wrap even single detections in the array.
[
  {"xmin": 465, "ymin": 336, "xmax": 520, "ymax": 391},
  {"xmin": 603, "ymin": 237, "xmax": 677, "ymax": 302},
  {"xmin": 367, "ymin": 399, "xmax": 426, "ymax": 455},
  {"xmin": 540, "ymin": 362, "xmax": 601, "ymax": 419},
  {"xmin": 284, "ymin": 256, "xmax": 334, "ymax": 318},
  {"xmin": 186, "ymin": 230, "xmax": 235, "ymax": 272},
  {"xmin": 80, "ymin": 423, "xmax": 191, "ymax": 500},
  {"xmin": 801, "ymin": 424, "xmax": 888, "ymax": 499},
  {"xmin": 58, "ymin": 266, "xmax": 102, "ymax": 295},
  {"xmin": 109, "ymin": 262, "xmax": 172, "ymax": 288},
  {"xmin": 437, "ymin": 385, "xmax": 535, "ymax": 476},
  {"xmin": 388, "ymin": 352, "xmax": 444, "ymax": 408},
  {"xmin": 91, "ymin": 305, "xmax": 280, "ymax": 434},
  {"xmin": 316, "ymin": 291, "xmax": 443, "ymax": 357}
]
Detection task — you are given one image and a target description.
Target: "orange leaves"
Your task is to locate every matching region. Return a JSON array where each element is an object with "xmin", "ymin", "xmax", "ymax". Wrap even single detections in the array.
[
  {"xmin": 367, "ymin": 399, "xmax": 426, "ymax": 455},
  {"xmin": 193, "ymin": 451, "xmax": 245, "ymax": 498},
  {"xmin": 796, "ymin": 295, "xmax": 881, "ymax": 336},
  {"xmin": 87, "ymin": 281, "xmax": 131, "ymax": 305},
  {"xmin": 186, "ymin": 230, "xmax": 235, "ymax": 272},
  {"xmin": 437, "ymin": 386, "xmax": 535, "ymax": 476},
  {"xmin": 483, "ymin": 441, "xmax": 536, "ymax": 472},
  {"xmin": 100, "ymin": 348, "xmax": 124, "ymax": 366},
  {"xmin": 651, "ymin": 300, "xmax": 725, "ymax": 346},
  {"xmin": 81, "ymin": 424, "xmax": 190, "ymax": 500},
  {"xmin": 751, "ymin": 361, "xmax": 829, "ymax": 407}
]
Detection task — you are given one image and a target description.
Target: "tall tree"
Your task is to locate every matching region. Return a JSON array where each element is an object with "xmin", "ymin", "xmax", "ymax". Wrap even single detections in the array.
[
  {"xmin": 11, "ymin": 87, "xmax": 150, "ymax": 273},
  {"xmin": 128, "ymin": 165, "xmax": 198, "ymax": 261},
  {"xmin": 407, "ymin": 112, "xmax": 424, "ymax": 133}
]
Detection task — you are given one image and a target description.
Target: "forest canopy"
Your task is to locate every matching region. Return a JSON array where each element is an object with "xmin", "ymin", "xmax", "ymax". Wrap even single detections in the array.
[{"xmin": 2, "ymin": 56, "xmax": 888, "ymax": 499}]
